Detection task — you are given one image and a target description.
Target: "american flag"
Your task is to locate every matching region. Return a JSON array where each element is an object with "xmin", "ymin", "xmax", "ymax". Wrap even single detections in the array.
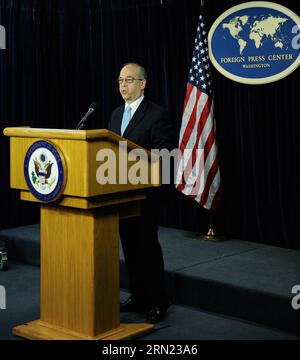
[{"xmin": 176, "ymin": 13, "xmax": 222, "ymax": 211}]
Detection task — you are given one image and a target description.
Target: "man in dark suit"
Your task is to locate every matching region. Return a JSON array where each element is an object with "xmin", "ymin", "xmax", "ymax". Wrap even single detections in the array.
[{"xmin": 108, "ymin": 63, "xmax": 174, "ymax": 323}]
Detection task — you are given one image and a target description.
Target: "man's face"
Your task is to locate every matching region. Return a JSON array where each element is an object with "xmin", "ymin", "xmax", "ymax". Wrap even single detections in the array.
[{"xmin": 118, "ymin": 64, "xmax": 146, "ymax": 104}]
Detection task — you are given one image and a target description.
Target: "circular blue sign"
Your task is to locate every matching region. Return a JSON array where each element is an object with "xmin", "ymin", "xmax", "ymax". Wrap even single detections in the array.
[
  {"xmin": 24, "ymin": 140, "xmax": 66, "ymax": 202},
  {"xmin": 208, "ymin": 2, "xmax": 300, "ymax": 84}
]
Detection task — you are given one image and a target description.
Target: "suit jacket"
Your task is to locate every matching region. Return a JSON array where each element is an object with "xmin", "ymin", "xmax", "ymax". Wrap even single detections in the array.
[
  {"xmin": 108, "ymin": 97, "xmax": 175, "ymax": 214},
  {"xmin": 108, "ymin": 98, "xmax": 174, "ymax": 151}
]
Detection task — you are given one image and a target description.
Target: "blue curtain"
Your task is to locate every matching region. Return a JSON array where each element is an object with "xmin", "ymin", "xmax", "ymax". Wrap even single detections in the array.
[
  {"xmin": 1, "ymin": 0, "xmax": 300, "ymax": 249},
  {"xmin": 0, "ymin": 0, "xmax": 201, "ymax": 228}
]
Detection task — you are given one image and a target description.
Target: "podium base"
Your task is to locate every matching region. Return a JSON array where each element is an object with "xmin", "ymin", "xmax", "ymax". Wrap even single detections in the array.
[{"xmin": 13, "ymin": 320, "xmax": 154, "ymax": 340}]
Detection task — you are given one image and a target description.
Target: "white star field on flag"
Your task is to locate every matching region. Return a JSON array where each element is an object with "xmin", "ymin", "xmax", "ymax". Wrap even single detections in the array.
[{"xmin": 189, "ymin": 15, "xmax": 212, "ymax": 95}]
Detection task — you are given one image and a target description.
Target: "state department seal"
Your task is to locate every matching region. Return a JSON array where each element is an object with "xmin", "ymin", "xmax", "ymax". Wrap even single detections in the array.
[{"xmin": 24, "ymin": 140, "xmax": 66, "ymax": 202}]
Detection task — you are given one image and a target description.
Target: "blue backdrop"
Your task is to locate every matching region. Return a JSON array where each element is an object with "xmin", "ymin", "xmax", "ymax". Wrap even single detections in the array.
[{"xmin": 1, "ymin": 0, "xmax": 300, "ymax": 249}]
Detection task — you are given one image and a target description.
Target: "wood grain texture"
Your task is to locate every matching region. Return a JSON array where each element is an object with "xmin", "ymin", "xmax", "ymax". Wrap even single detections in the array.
[
  {"xmin": 13, "ymin": 320, "xmax": 154, "ymax": 340},
  {"xmin": 40, "ymin": 205, "xmax": 119, "ymax": 336}
]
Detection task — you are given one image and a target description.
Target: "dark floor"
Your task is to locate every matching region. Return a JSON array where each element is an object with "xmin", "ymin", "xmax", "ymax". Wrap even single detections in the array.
[{"xmin": 0, "ymin": 225, "xmax": 300, "ymax": 340}]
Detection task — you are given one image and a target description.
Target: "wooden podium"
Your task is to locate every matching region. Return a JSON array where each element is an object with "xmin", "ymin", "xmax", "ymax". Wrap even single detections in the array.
[{"xmin": 3, "ymin": 127, "xmax": 161, "ymax": 340}]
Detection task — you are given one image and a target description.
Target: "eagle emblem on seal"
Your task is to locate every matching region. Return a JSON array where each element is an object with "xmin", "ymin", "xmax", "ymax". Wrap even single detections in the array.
[{"xmin": 31, "ymin": 153, "xmax": 54, "ymax": 187}]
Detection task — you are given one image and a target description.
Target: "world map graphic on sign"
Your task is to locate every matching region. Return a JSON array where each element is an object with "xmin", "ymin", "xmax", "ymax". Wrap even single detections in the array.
[{"xmin": 223, "ymin": 15, "xmax": 288, "ymax": 55}]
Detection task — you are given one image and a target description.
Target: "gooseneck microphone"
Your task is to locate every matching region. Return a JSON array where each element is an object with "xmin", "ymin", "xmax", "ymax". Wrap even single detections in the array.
[{"xmin": 76, "ymin": 102, "xmax": 98, "ymax": 130}]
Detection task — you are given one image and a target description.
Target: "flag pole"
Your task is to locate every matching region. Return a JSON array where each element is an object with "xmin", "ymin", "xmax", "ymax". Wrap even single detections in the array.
[{"xmin": 176, "ymin": 3, "xmax": 222, "ymax": 232}]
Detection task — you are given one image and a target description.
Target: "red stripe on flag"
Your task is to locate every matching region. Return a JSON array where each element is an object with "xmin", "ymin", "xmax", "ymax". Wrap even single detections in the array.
[
  {"xmin": 177, "ymin": 93, "xmax": 212, "ymax": 192},
  {"xmin": 199, "ymin": 157, "xmax": 219, "ymax": 206},
  {"xmin": 179, "ymin": 86, "xmax": 200, "ymax": 154}
]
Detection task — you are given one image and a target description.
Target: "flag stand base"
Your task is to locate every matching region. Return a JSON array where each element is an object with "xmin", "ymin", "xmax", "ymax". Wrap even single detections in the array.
[{"xmin": 197, "ymin": 225, "xmax": 226, "ymax": 241}]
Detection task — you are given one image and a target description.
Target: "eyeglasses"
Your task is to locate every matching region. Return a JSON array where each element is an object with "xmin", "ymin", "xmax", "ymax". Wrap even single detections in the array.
[{"xmin": 117, "ymin": 77, "xmax": 144, "ymax": 84}]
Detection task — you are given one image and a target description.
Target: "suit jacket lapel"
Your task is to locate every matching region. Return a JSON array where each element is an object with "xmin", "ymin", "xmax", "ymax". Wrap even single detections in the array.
[
  {"xmin": 123, "ymin": 98, "xmax": 148, "ymax": 138},
  {"xmin": 111, "ymin": 106, "xmax": 124, "ymax": 135}
]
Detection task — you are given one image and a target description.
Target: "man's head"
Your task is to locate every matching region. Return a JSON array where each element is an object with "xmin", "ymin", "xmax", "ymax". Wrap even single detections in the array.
[{"xmin": 118, "ymin": 63, "xmax": 147, "ymax": 104}]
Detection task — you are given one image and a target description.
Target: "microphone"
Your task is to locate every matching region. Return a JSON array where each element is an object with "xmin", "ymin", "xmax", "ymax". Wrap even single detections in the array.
[{"xmin": 76, "ymin": 102, "xmax": 98, "ymax": 130}]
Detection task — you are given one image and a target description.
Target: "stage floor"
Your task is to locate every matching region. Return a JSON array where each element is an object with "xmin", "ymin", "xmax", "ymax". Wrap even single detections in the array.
[{"xmin": 0, "ymin": 224, "xmax": 300, "ymax": 340}]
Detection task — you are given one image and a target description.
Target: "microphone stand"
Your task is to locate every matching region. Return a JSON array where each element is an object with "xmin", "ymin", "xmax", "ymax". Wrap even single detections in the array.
[
  {"xmin": 76, "ymin": 118, "xmax": 88, "ymax": 130},
  {"xmin": 76, "ymin": 108, "xmax": 95, "ymax": 130}
]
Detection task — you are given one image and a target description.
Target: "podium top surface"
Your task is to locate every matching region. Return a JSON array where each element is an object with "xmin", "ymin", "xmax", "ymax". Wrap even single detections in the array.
[
  {"xmin": 3, "ymin": 126, "xmax": 159, "ymax": 160},
  {"xmin": 4, "ymin": 127, "xmax": 120, "ymax": 141},
  {"xmin": 3, "ymin": 127, "xmax": 155, "ymax": 154}
]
